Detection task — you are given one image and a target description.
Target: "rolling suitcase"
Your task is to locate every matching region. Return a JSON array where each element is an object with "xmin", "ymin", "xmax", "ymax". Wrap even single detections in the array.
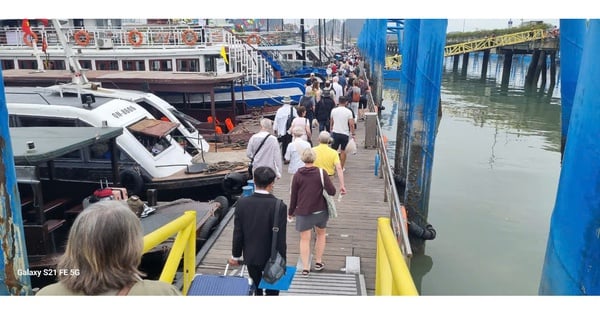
[{"xmin": 188, "ymin": 264, "xmax": 253, "ymax": 296}]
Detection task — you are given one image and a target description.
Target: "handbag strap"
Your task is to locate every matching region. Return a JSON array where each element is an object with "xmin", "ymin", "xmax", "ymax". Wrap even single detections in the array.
[
  {"xmin": 319, "ymin": 168, "xmax": 325, "ymax": 189},
  {"xmin": 270, "ymin": 198, "xmax": 282, "ymax": 260},
  {"xmin": 251, "ymin": 134, "xmax": 271, "ymax": 161}
]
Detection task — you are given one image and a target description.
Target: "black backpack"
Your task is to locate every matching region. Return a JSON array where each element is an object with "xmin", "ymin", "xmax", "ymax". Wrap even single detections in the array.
[
  {"xmin": 285, "ymin": 106, "xmax": 294, "ymax": 131},
  {"xmin": 321, "ymin": 88, "xmax": 333, "ymax": 98}
]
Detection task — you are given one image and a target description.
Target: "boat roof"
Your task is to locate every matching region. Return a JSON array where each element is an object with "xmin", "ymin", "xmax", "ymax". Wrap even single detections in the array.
[
  {"xmin": 10, "ymin": 127, "xmax": 123, "ymax": 165},
  {"xmin": 2, "ymin": 70, "xmax": 245, "ymax": 93}
]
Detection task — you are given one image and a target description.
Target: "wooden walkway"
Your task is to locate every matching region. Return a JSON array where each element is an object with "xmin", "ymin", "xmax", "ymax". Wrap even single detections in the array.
[{"xmin": 194, "ymin": 119, "xmax": 390, "ymax": 295}]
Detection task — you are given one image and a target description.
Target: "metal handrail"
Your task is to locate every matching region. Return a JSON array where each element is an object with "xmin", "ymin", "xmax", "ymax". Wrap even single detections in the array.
[
  {"xmin": 143, "ymin": 210, "xmax": 196, "ymax": 295},
  {"xmin": 364, "ymin": 87, "xmax": 412, "ymax": 263}
]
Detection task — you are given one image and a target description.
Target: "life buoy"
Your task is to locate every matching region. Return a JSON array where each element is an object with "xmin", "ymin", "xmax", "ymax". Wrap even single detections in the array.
[
  {"xmin": 23, "ymin": 32, "xmax": 38, "ymax": 47},
  {"xmin": 247, "ymin": 34, "xmax": 260, "ymax": 45},
  {"xmin": 153, "ymin": 32, "xmax": 170, "ymax": 44},
  {"xmin": 128, "ymin": 30, "xmax": 143, "ymax": 47},
  {"xmin": 119, "ymin": 169, "xmax": 145, "ymax": 196},
  {"xmin": 74, "ymin": 30, "xmax": 91, "ymax": 46},
  {"xmin": 181, "ymin": 30, "xmax": 197, "ymax": 46}
]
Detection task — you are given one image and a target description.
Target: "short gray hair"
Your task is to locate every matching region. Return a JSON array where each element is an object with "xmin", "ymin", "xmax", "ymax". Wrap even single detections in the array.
[
  {"xmin": 260, "ymin": 118, "xmax": 273, "ymax": 129},
  {"xmin": 300, "ymin": 147, "xmax": 317, "ymax": 163},
  {"xmin": 318, "ymin": 131, "xmax": 332, "ymax": 144},
  {"xmin": 57, "ymin": 200, "xmax": 145, "ymax": 295}
]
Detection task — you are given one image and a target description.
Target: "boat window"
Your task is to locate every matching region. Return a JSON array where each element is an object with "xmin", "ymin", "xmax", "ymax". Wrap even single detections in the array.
[
  {"xmin": 127, "ymin": 118, "xmax": 178, "ymax": 156},
  {"xmin": 13, "ymin": 116, "xmax": 80, "ymax": 128},
  {"xmin": 89, "ymin": 141, "xmax": 112, "ymax": 161},
  {"xmin": 79, "ymin": 60, "xmax": 92, "ymax": 70},
  {"xmin": 17, "ymin": 59, "xmax": 39, "ymax": 70},
  {"xmin": 150, "ymin": 59, "xmax": 172, "ymax": 71},
  {"xmin": 1, "ymin": 59, "xmax": 15, "ymax": 70},
  {"xmin": 204, "ymin": 55, "xmax": 218, "ymax": 72},
  {"xmin": 123, "ymin": 60, "xmax": 145, "ymax": 71},
  {"xmin": 95, "ymin": 60, "xmax": 118, "ymax": 71},
  {"xmin": 176, "ymin": 59, "xmax": 199, "ymax": 72}
]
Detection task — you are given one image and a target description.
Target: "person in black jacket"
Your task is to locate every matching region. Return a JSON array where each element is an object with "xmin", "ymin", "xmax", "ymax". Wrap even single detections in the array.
[
  {"xmin": 228, "ymin": 166, "xmax": 287, "ymax": 296},
  {"xmin": 315, "ymin": 82, "xmax": 336, "ymax": 133}
]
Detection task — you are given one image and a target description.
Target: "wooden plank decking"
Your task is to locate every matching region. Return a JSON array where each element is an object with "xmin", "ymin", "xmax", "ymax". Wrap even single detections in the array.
[{"xmin": 194, "ymin": 118, "xmax": 391, "ymax": 295}]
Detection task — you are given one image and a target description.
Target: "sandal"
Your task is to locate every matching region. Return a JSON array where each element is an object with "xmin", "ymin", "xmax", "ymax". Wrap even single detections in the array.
[
  {"xmin": 314, "ymin": 262, "xmax": 325, "ymax": 271},
  {"xmin": 301, "ymin": 269, "xmax": 310, "ymax": 276}
]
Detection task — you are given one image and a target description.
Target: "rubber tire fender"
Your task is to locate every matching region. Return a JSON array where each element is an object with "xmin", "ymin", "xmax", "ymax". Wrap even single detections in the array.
[{"xmin": 119, "ymin": 169, "xmax": 145, "ymax": 196}]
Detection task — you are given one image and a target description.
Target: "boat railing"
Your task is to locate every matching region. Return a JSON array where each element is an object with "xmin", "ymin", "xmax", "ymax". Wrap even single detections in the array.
[
  {"xmin": 0, "ymin": 25, "xmax": 232, "ymax": 50},
  {"xmin": 369, "ymin": 90, "xmax": 413, "ymax": 263},
  {"xmin": 142, "ymin": 210, "xmax": 196, "ymax": 295}
]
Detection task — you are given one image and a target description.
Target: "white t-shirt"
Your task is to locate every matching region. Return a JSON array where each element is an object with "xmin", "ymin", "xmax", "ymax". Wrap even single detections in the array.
[
  {"xmin": 284, "ymin": 138, "xmax": 312, "ymax": 174},
  {"xmin": 330, "ymin": 106, "xmax": 353, "ymax": 135}
]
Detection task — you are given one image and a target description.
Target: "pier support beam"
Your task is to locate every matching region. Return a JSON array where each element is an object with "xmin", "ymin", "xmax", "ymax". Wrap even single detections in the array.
[
  {"xmin": 524, "ymin": 50, "xmax": 541, "ymax": 90},
  {"xmin": 500, "ymin": 52, "xmax": 513, "ymax": 89},
  {"xmin": 539, "ymin": 19, "xmax": 600, "ymax": 295},
  {"xmin": 403, "ymin": 19, "xmax": 446, "ymax": 255},
  {"xmin": 460, "ymin": 53, "xmax": 469, "ymax": 77},
  {"xmin": 557, "ymin": 19, "xmax": 586, "ymax": 157},
  {"xmin": 452, "ymin": 55, "xmax": 460, "ymax": 72},
  {"xmin": 481, "ymin": 49, "xmax": 490, "ymax": 80}
]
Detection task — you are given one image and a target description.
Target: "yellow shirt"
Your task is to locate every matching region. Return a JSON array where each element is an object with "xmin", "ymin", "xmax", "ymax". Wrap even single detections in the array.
[{"xmin": 313, "ymin": 143, "xmax": 340, "ymax": 176}]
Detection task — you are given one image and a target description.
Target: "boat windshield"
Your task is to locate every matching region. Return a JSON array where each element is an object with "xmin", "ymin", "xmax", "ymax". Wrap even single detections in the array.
[{"xmin": 168, "ymin": 108, "xmax": 202, "ymax": 130}]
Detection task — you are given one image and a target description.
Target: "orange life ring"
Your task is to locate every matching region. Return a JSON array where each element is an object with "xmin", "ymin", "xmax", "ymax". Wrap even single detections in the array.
[
  {"xmin": 153, "ymin": 32, "xmax": 170, "ymax": 44},
  {"xmin": 247, "ymin": 34, "xmax": 260, "ymax": 45},
  {"xmin": 23, "ymin": 32, "xmax": 38, "ymax": 47},
  {"xmin": 74, "ymin": 30, "xmax": 91, "ymax": 46},
  {"xmin": 181, "ymin": 30, "xmax": 197, "ymax": 46},
  {"xmin": 128, "ymin": 30, "xmax": 143, "ymax": 47}
]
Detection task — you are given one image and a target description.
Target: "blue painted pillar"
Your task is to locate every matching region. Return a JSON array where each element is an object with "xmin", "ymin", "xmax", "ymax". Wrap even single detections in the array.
[
  {"xmin": 539, "ymin": 19, "xmax": 600, "ymax": 295},
  {"xmin": 0, "ymin": 66, "xmax": 32, "ymax": 295},
  {"xmin": 394, "ymin": 19, "xmax": 420, "ymax": 187},
  {"xmin": 558, "ymin": 19, "xmax": 587, "ymax": 156},
  {"xmin": 405, "ymin": 19, "xmax": 447, "ymax": 254}
]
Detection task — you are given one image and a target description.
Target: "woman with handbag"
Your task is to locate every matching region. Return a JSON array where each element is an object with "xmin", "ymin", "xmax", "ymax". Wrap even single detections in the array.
[{"xmin": 288, "ymin": 148, "xmax": 336, "ymax": 276}]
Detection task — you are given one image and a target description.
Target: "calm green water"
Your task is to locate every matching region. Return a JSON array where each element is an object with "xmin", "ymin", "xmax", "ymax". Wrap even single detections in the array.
[{"xmin": 379, "ymin": 54, "xmax": 562, "ymax": 295}]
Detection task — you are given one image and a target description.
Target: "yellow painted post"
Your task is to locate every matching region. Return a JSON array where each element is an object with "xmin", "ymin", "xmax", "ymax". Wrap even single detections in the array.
[
  {"xmin": 376, "ymin": 224, "xmax": 392, "ymax": 295},
  {"xmin": 158, "ymin": 224, "xmax": 192, "ymax": 284},
  {"xmin": 142, "ymin": 210, "xmax": 196, "ymax": 293},
  {"xmin": 182, "ymin": 214, "xmax": 196, "ymax": 295},
  {"xmin": 376, "ymin": 217, "xmax": 419, "ymax": 296}
]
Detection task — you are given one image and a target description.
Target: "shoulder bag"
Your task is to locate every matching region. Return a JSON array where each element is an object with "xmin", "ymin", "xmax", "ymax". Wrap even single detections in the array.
[
  {"xmin": 248, "ymin": 134, "xmax": 270, "ymax": 179},
  {"xmin": 320, "ymin": 168, "xmax": 338, "ymax": 218},
  {"xmin": 262, "ymin": 198, "xmax": 286, "ymax": 284}
]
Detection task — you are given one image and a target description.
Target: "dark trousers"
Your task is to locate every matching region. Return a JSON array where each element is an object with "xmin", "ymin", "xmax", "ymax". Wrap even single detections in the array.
[
  {"xmin": 248, "ymin": 264, "xmax": 279, "ymax": 296},
  {"xmin": 318, "ymin": 118, "xmax": 330, "ymax": 133},
  {"xmin": 278, "ymin": 134, "xmax": 292, "ymax": 158}
]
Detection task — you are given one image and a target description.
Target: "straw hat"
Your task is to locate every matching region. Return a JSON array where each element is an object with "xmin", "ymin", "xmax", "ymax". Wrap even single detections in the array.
[{"xmin": 282, "ymin": 96, "xmax": 292, "ymax": 104}]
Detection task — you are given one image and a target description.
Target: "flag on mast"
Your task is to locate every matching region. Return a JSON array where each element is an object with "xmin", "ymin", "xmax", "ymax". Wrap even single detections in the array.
[
  {"xmin": 22, "ymin": 19, "xmax": 34, "ymax": 36},
  {"xmin": 220, "ymin": 46, "xmax": 229, "ymax": 65}
]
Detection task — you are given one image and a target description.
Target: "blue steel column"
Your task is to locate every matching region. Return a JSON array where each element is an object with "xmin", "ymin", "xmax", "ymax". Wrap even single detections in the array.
[
  {"xmin": 558, "ymin": 19, "xmax": 586, "ymax": 157},
  {"xmin": 404, "ymin": 19, "xmax": 447, "ymax": 254},
  {"xmin": 0, "ymin": 67, "xmax": 32, "ymax": 295},
  {"xmin": 394, "ymin": 19, "xmax": 420, "ymax": 189},
  {"xmin": 539, "ymin": 19, "xmax": 600, "ymax": 295}
]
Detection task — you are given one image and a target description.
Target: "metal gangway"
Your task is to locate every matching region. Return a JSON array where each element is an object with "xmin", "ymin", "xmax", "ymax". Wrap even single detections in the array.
[{"xmin": 444, "ymin": 28, "xmax": 549, "ymax": 56}]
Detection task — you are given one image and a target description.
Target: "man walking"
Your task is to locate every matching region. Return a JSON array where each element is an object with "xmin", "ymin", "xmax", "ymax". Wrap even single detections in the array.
[
  {"xmin": 247, "ymin": 118, "xmax": 282, "ymax": 179},
  {"xmin": 274, "ymin": 96, "xmax": 297, "ymax": 160},
  {"xmin": 329, "ymin": 96, "xmax": 355, "ymax": 170},
  {"xmin": 229, "ymin": 166, "xmax": 288, "ymax": 296}
]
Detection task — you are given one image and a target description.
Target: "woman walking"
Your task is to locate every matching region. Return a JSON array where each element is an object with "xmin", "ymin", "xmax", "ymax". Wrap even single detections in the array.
[{"xmin": 288, "ymin": 148, "xmax": 336, "ymax": 276}]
